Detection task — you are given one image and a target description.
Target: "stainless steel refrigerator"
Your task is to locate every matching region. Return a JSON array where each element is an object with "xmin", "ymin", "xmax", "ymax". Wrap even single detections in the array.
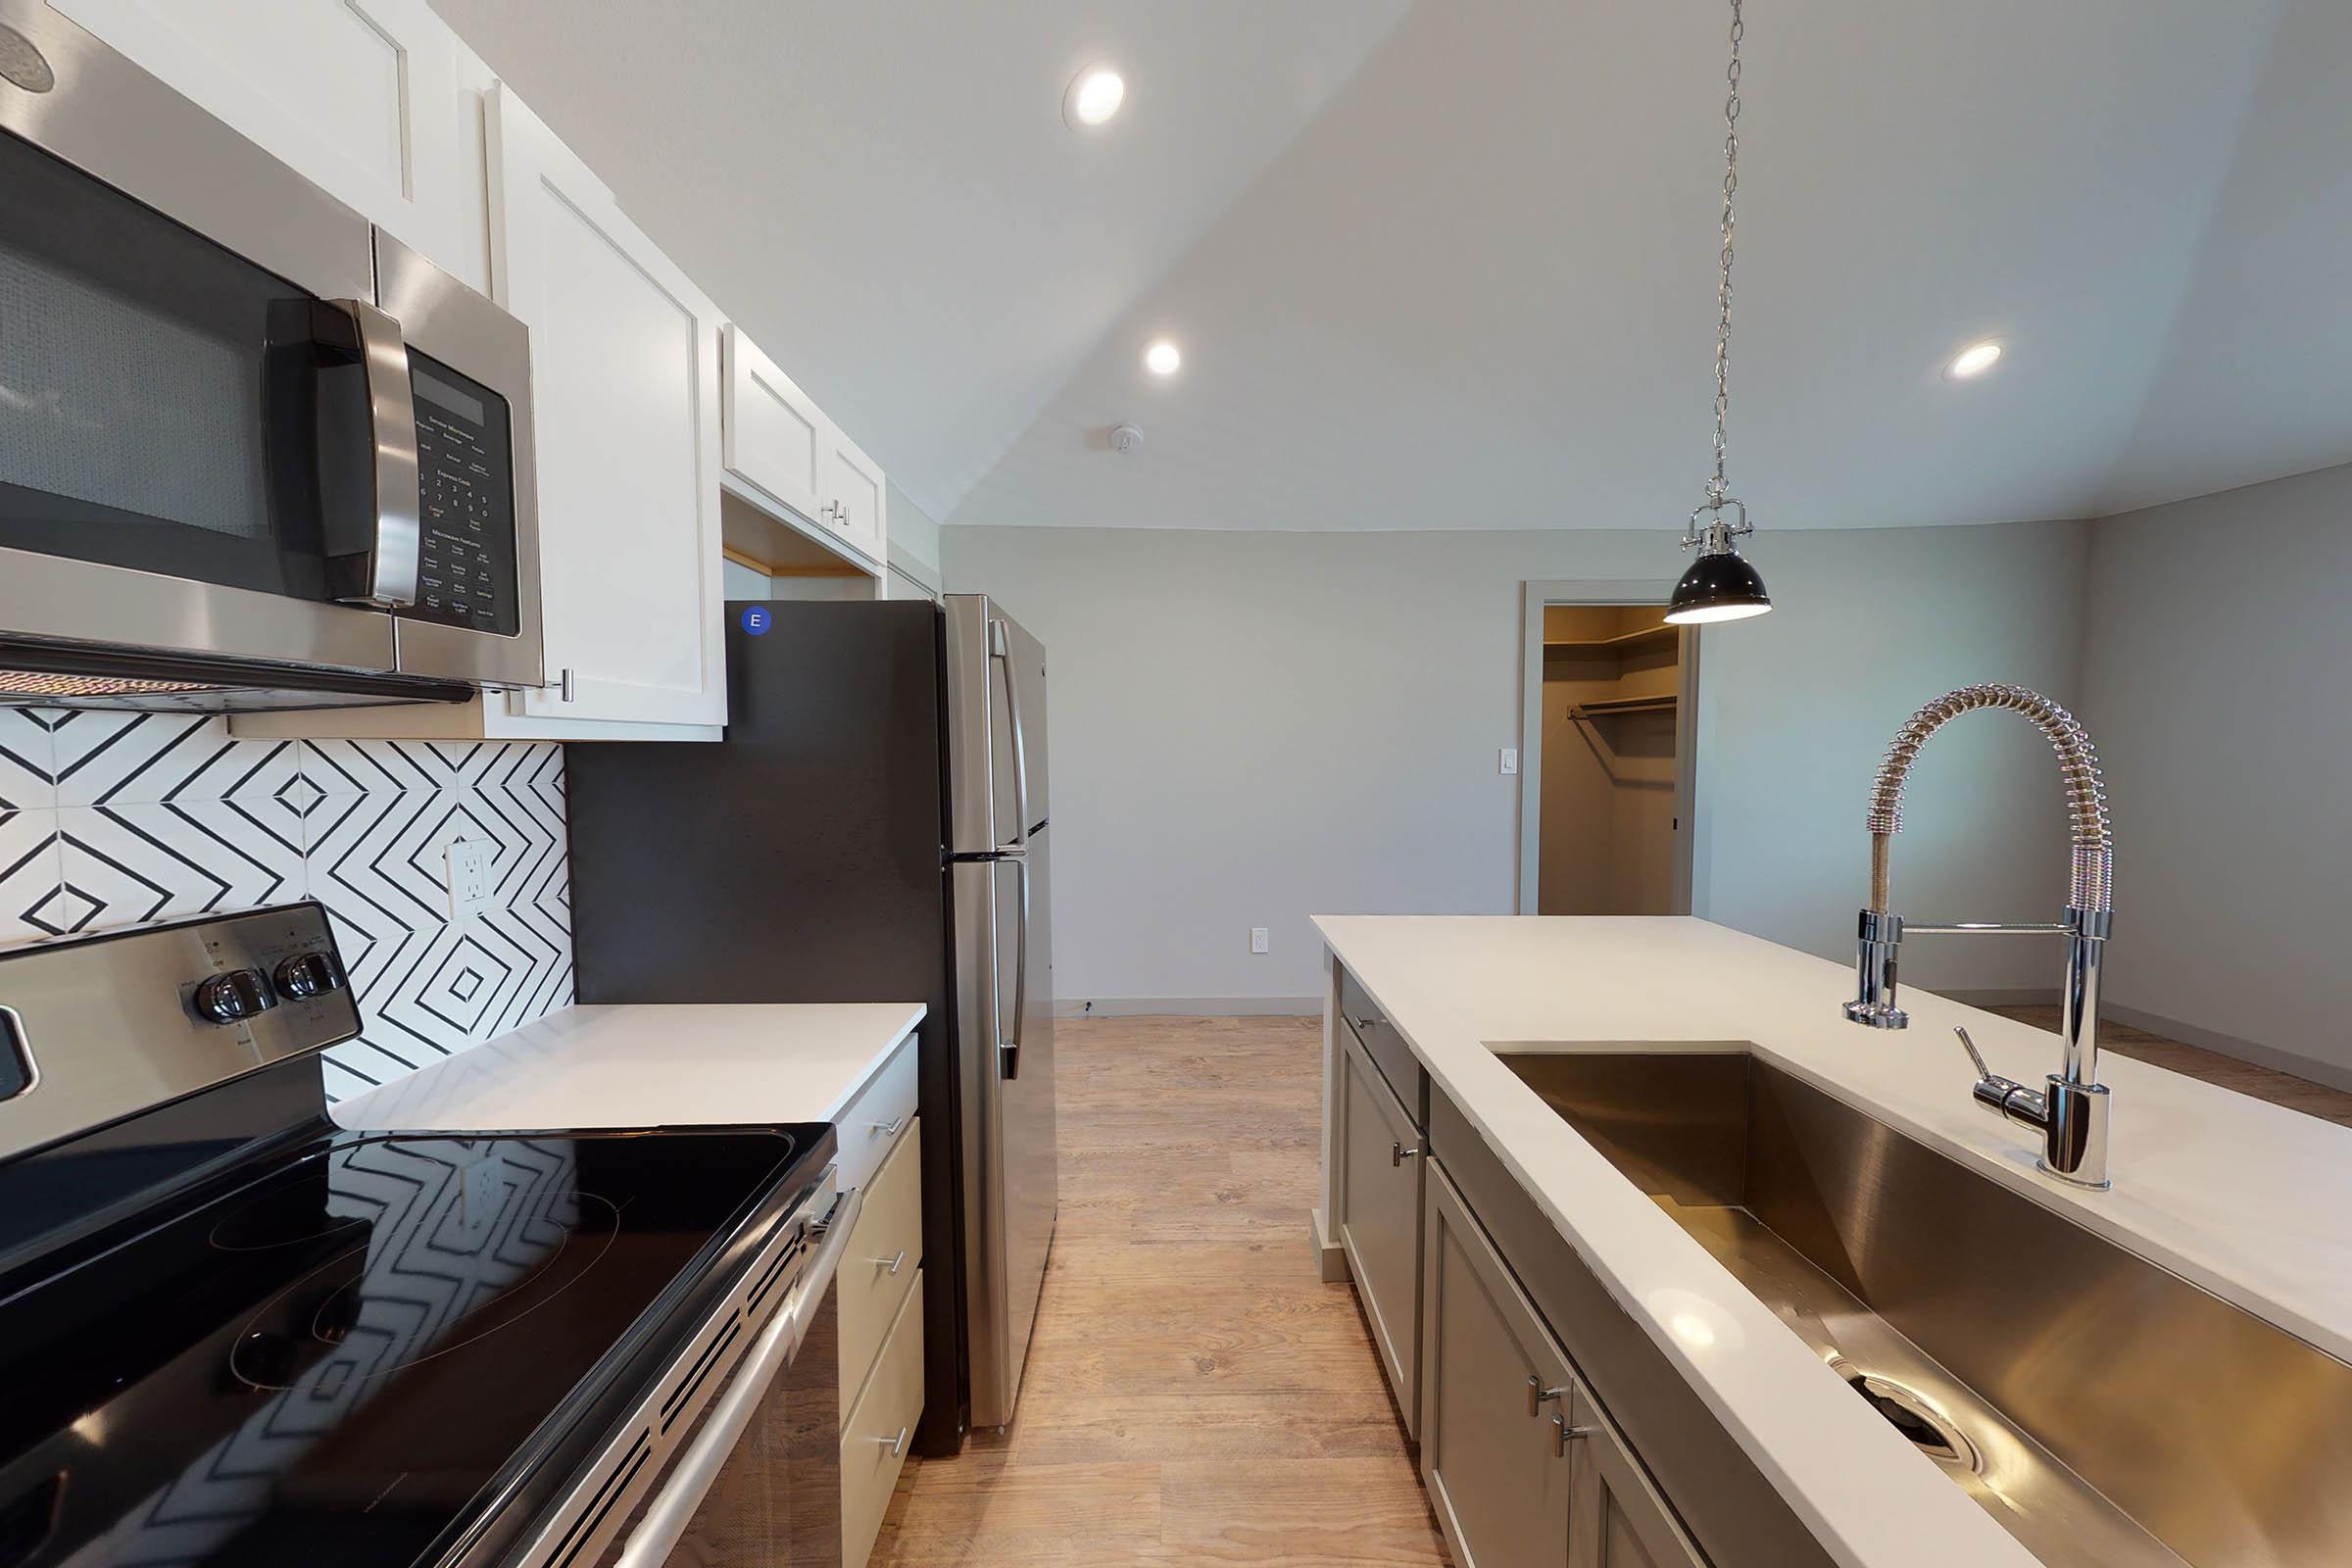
[{"xmin": 564, "ymin": 594, "xmax": 1057, "ymax": 1449}]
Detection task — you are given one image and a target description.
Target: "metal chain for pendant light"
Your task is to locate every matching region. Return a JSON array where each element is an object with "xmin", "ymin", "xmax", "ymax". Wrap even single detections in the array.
[{"xmin": 1708, "ymin": 0, "xmax": 1742, "ymax": 509}]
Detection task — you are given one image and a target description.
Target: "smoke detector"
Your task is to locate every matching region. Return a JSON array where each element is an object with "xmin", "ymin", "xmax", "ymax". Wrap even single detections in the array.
[{"xmin": 1108, "ymin": 422, "xmax": 1145, "ymax": 454}]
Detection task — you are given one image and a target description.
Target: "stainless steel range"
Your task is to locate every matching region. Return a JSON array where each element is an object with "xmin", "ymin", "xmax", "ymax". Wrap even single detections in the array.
[{"xmin": 0, "ymin": 904, "xmax": 844, "ymax": 1566}]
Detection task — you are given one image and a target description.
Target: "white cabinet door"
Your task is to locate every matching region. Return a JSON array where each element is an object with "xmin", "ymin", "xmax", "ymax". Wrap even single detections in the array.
[
  {"xmin": 486, "ymin": 86, "xmax": 727, "ymax": 728},
  {"xmin": 721, "ymin": 325, "xmax": 829, "ymax": 527},
  {"xmin": 49, "ymin": 0, "xmax": 485, "ymax": 286},
  {"xmin": 821, "ymin": 422, "xmax": 889, "ymax": 564}
]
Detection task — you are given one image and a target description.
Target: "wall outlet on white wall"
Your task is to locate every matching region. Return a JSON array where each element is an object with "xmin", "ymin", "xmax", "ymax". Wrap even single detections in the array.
[
  {"xmin": 1250, "ymin": 927, "xmax": 1271, "ymax": 954},
  {"xmin": 446, "ymin": 838, "xmax": 495, "ymax": 921},
  {"xmin": 1499, "ymin": 747, "xmax": 1519, "ymax": 775}
]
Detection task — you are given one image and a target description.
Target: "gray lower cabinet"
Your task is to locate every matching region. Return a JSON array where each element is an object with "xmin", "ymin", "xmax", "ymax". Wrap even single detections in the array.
[
  {"xmin": 1423, "ymin": 1159, "xmax": 1708, "ymax": 1568},
  {"xmin": 1336, "ymin": 1028, "xmax": 1425, "ymax": 1435},
  {"xmin": 1421, "ymin": 1160, "xmax": 1574, "ymax": 1565}
]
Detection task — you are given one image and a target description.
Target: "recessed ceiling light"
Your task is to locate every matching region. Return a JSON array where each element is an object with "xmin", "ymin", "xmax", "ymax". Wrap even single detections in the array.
[
  {"xmin": 1064, "ymin": 63, "xmax": 1124, "ymax": 129},
  {"xmin": 1946, "ymin": 339, "xmax": 2004, "ymax": 379},
  {"xmin": 1143, "ymin": 339, "xmax": 1181, "ymax": 376}
]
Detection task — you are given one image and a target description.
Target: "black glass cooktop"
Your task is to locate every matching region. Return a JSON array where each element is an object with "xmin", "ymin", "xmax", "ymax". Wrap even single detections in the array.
[{"xmin": 0, "ymin": 1118, "xmax": 825, "ymax": 1568}]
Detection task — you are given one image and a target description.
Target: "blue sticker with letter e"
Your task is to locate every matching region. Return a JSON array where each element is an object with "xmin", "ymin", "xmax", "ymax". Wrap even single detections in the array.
[{"xmin": 740, "ymin": 606, "xmax": 771, "ymax": 636}]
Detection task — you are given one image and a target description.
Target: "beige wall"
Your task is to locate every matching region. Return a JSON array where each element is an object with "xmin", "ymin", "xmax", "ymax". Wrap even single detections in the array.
[
  {"xmin": 942, "ymin": 520, "xmax": 2089, "ymax": 1008},
  {"xmin": 2080, "ymin": 464, "xmax": 2352, "ymax": 1083}
]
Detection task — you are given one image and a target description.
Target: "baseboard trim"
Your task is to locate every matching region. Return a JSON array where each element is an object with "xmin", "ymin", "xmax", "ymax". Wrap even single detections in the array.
[
  {"xmin": 1310, "ymin": 1206, "xmax": 1349, "ymax": 1283},
  {"xmin": 1055, "ymin": 996, "xmax": 1321, "ymax": 1018},
  {"xmin": 2102, "ymin": 1004, "xmax": 2352, "ymax": 1094}
]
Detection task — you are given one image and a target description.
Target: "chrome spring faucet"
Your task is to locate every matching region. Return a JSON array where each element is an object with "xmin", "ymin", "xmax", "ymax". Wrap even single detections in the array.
[{"xmin": 1841, "ymin": 684, "xmax": 2116, "ymax": 1190}]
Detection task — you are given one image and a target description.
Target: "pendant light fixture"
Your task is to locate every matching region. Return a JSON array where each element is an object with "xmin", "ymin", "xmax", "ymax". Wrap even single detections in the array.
[{"xmin": 1666, "ymin": 0, "xmax": 1772, "ymax": 625}]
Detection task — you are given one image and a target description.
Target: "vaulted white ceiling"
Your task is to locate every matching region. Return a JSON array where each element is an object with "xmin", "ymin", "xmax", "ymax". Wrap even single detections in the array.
[{"xmin": 434, "ymin": 0, "xmax": 2351, "ymax": 533}]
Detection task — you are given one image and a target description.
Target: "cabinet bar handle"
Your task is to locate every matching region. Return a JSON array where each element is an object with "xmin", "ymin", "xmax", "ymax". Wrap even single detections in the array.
[
  {"xmin": 875, "ymin": 1248, "xmax": 906, "ymax": 1276},
  {"xmin": 1391, "ymin": 1141, "xmax": 1422, "ymax": 1167},
  {"xmin": 1552, "ymin": 1415, "xmax": 1596, "ymax": 1457},
  {"xmin": 878, "ymin": 1425, "xmax": 909, "ymax": 1458},
  {"xmin": 1527, "ymin": 1376, "xmax": 1569, "ymax": 1417},
  {"xmin": 870, "ymin": 1112, "xmax": 907, "ymax": 1138}
]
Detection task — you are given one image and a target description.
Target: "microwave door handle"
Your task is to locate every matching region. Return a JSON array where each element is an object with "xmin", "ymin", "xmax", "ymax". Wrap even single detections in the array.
[{"xmin": 321, "ymin": 298, "xmax": 421, "ymax": 609}]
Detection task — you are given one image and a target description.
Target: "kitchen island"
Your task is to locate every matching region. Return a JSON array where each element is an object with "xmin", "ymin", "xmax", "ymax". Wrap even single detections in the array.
[{"xmin": 1314, "ymin": 915, "xmax": 2352, "ymax": 1568}]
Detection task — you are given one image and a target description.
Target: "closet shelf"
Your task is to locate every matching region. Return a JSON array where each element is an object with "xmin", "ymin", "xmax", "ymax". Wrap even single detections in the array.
[
  {"xmin": 1544, "ymin": 623, "xmax": 1679, "ymax": 655},
  {"xmin": 1570, "ymin": 694, "xmax": 1679, "ymax": 718}
]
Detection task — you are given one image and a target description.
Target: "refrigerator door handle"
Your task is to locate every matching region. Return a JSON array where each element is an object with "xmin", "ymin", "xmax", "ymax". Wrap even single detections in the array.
[
  {"xmin": 990, "ymin": 618, "xmax": 1033, "ymax": 847},
  {"xmin": 991, "ymin": 618, "xmax": 1031, "ymax": 1081}
]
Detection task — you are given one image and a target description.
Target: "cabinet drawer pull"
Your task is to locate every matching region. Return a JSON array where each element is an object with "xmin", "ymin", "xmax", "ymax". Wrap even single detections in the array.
[
  {"xmin": 869, "ymin": 1112, "xmax": 907, "ymax": 1138},
  {"xmin": 1552, "ymin": 1415, "xmax": 1595, "ymax": 1457},
  {"xmin": 1351, "ymin": 1014, "xmax": 1382, "ymax": 1034},
  {"xmin": 875, "ymin": 1248, "xmax": 907, "ymax": 1276},
  {"xmin": 1527, "ymin": 1376, "xmax": 1569, "ymax": 1417},
  {"xmin": 877, "ymin": 1425, "xmax": 910, "ymax": 1458},
  {"xmin": 1391, "ymin": 1141, "xmax": 1422, "ymax": 1167}
]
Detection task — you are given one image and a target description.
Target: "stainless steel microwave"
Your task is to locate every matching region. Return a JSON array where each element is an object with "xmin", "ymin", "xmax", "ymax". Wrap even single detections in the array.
[{"xmin": 0, "ymin": 0, "xmax": 541, "ymax": 711}]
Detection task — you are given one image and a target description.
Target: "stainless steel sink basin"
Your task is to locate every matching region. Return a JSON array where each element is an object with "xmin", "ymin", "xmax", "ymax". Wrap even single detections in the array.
[{"xmin": 1496, "ymin": 1047, "xmax": 2352, "ymax": 1568}]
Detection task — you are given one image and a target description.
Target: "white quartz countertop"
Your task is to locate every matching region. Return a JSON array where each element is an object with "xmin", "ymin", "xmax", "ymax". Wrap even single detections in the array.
[
  {"xmin": 332, "ymin": 1002, "xmax": 925, "ymax": 1133},
  {"xmin": 1315, "ymin": 914, "xmax": 2352, "ymax": 1568}
]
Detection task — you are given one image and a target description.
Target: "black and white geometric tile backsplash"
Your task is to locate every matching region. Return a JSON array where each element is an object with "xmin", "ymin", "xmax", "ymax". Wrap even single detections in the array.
[{"xmin": 0, "ymin": 708, "xmax": 572, "ymax": 1102}]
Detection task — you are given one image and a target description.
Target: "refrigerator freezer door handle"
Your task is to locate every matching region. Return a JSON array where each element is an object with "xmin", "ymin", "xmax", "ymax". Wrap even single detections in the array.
[
  {"xmin": 990, "ymin": 618, "xmax": 1034, "ymax": 1080},
  {"xmin": 990, "ymin": 618, "xmax": 1034, "ymax": 848}
]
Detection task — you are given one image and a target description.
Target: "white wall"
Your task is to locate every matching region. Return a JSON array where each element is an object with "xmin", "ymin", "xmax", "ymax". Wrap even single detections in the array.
[
  {"xmin": 942, "ymin": 521, "xmax": 2088, "ymax": 1008},
  {"xmin": 2080, "ymin": 464, "xmax": 2352, "ymax": 1082}
]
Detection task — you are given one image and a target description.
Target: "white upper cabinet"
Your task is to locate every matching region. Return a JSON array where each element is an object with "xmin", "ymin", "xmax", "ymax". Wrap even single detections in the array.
[
  {"xmin": 823, "ymin": 424, "xmax": 889, "ymax": 565},
  {"xmin": 722, "ymin": 325, "xmax": 889, "ymax": 572},
  {"xmin": 49, "ymin": 0, "xmax": 487, "ymax": 286},
  {"xmin": 486, "ymin": 85, "xmax": 727, "ymax": 729},
  {"xmin": 722, "ymin": 325, "xmax": 830, "ymax": 529}
]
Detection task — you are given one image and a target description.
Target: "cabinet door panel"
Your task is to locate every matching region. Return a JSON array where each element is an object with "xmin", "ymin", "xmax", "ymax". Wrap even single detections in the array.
[
  {"xmin": 822, "ymin": 421, "xmax": 887, "ymax": 563},
  {"xmin": 722, "ymin": 324, "xmax": 828, "ymax": 526},
  {"xmin": 1338, "ymin": 1032, "xmax": 1422, "ymax": 1432},
  {"xmin": 52, "ymin": 0, "xmax": 481, "ymax": 284},
  {"xmin": 1423, "ymin": 1162, "xmax": 1574, "ymax": 1568},
  {"xmin": 1572, "ymin": 1378, "xmax": 1708, "ymax": 1568},
  {"xmin": 487, "ymin": 86, "xmax": 725, "ymax": 727}
]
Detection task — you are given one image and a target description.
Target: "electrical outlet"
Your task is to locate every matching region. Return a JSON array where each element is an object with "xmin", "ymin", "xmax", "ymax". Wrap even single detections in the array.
[
  {"xmin": 458, "ymin": 1148, "xmax": 501, "ymax": 1240},
  {"xmin": 1250, "ymin": 927, "xmax": 1270, "ymax": 955},
  {"xmin": 1499, "ymin": 747, "xmax": 1519, "ymax": 775},
  {"xmin": 446, "ymin": 838, "xmax": 494, "ymax": 920}
]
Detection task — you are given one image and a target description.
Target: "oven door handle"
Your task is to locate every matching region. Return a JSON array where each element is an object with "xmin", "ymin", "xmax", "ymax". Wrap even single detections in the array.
[
  {"xmin": 319, "ymin": 297, "xmax": 422, "ymax": 610},
  {"xmin": 611, "ymin": 1175, "xmax": 865, "ymax": 1568}
]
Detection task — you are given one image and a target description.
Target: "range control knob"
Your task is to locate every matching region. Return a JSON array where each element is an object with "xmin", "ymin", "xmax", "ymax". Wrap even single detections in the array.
[
  {"xmin": 273, "ymin": 951, "xmax": 347, "ymax": 1001},
  {"xmin": 193, "ymin": 968, "xmax": 276, "ymax": 1024}
]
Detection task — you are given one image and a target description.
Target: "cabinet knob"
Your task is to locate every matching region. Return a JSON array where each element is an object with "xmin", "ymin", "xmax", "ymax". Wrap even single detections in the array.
[
  {"xmin": 558, "ymin": 666, "xmax": 576, "ymax": 703},
  {"xmin": 1390, "ymin": 1141, "xmax": 1422, "ymax": 1167}
]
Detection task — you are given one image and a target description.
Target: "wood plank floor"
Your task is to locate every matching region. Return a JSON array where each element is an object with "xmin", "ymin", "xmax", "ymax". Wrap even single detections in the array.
[
  {"xmin": 868, "ymin": 1014, "xmax": 1449, "ymax": 1567},
  {"xmin": 870, "ymin": 1008, "xmax": 2352, "ymax": 1565}
]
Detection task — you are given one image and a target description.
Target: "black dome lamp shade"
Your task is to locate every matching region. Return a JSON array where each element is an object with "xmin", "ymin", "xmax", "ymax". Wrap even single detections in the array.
[
  {"xmin": 1668, "ymin": 0, "xmax": 1773, "ymax": 625},
  {"xmin": 1667, "ymin": 500, "xmax": 1772, "ymax": 623}
]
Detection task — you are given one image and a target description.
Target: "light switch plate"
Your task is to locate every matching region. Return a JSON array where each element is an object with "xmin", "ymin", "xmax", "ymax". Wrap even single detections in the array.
[
  {"xmin": 1250, "ymin": 927, "xmax": 1270, "ymax": 955},
  {"xmin": 1499, "ymin": 748, "xmax": 1519, "ymax": 775},
  {"xmin": 446, "ymin": 838, "xmax": 495, "ymax": 920}
]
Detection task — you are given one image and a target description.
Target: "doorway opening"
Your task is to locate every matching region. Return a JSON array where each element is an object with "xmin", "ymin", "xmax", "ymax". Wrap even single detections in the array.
[{"xmin": 1516, "ymin": 583, "xmax": 1698, "ymax": 915}]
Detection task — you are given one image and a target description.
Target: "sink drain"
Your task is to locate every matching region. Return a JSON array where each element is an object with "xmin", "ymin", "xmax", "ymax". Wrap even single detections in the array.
[{"xmin": 1844, "ymin": 1371, "xmax": 1979, "ymax": 1471}]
